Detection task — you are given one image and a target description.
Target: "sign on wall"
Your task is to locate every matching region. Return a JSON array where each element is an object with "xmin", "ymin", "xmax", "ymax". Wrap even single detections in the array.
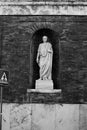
[{"xmin": 0, "ymin": 69, "xmax": 9, "ymax": 85}]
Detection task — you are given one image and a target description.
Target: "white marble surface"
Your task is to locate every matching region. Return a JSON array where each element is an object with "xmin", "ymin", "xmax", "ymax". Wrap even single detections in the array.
[
  {"xmin": 32, "ymin": 104, "xmax": 56, "ymax": 130},
  {"xmin": 2, "ymin": 103, "xmax": 87, "ymax": 130},
  {"xmin": 10, "ymin": 104, "xmax": 32, "ymax": 130},
  {"xmin": 55, "ymin": 104, "xmax": 79, "ymax": 130},
  {"xmin": 35, "ymin": 80, "xmax": 53, "ymax": 90},
  {"xmin": 27, "ymin": 89, "xmax": 62, "ymax": 93},
  {"xmin": 79, "ymin": 104, "xmax": 87, "ymax": 130},
  {"xmin": 2, "ymin": 104, "xmax": 10, "ymax": 130}
]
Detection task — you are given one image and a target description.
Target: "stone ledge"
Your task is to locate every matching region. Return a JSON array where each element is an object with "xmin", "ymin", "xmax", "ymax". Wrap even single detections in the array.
[
  {"xmin": 27, "ymin": 89, "xmax": 62, "ymax": 103},
  {"xmin": 27, "ymin": 89, "xmax": 62, "ymax": 93},
  {"xmin": 1, "ymin": 1, "xmax": 87, "ymax": 6},
  {"xmin": 0, "ymin": 1, "xmax": 87, "ymax": 15}
]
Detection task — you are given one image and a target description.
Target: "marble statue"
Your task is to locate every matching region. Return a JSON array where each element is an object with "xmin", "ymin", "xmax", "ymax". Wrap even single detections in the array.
[{"xmin": 36, "ymin": 36, "xmax": 53, "ymax": 80}]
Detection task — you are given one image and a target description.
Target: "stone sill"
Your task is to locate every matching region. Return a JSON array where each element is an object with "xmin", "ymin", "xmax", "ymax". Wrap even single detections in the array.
[
  {"xmin": 27, "ymin": 89, "xmax": 62, "ymax": 93},
  {"xmin": 27, "ymin": 89, "xmax": 62, "ymax": 103}
]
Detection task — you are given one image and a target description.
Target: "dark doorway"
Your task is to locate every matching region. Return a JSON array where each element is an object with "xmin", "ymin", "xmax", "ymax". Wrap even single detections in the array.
[{"xmin": 31, "ymin": 28, "xmax": 59, "ymax": 89}]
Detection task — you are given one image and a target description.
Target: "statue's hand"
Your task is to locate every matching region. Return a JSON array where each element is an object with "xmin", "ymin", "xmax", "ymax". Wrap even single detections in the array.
[
  {"xmin": 36, "ymin": 59, "xmax": 40, "ymax": 67},
  {"xmin": 48, "ymin": 49, "xmax": 52, "ymax": 53},
  {"xmin": 36, "ymin": 58, "xmax": 38, "ymax": 63}
]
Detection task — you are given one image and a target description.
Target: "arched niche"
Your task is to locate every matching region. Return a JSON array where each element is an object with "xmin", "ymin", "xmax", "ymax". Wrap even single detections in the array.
[{"xmin": 30, "ymin": 28, "xmax": 60, "ymax": 89}]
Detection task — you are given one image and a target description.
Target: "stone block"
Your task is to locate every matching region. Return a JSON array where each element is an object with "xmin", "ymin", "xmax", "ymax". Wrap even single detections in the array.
[
  {"xmin": 55, "ymin": 104, "xmax": 79, "ymax": 130},
  {"xmin": 79, "ymin": 104, "xmax": 87, "ymax": 130},
  {"xmin": 1, "ymin": 103, "xmax": 83, "ymax": 130},
  {"xmin": 35, "ymin": 80, "xmax": 53, "ymax": 89},
  {"xmin": 10, "ymin": 104, "xmax": 32, "ymax": 130},
  {"xmin": 32, "ymin": 104, "xmax": 56, "ymax": 130},
  {"xmin": 2, "ymin": 104, "xmax": 10, "ymax": 130}
]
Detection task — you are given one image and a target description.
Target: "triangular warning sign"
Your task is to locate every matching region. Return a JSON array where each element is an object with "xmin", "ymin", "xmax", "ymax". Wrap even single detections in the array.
[{"xmin": 1, "ymin": 72, "xmax": 7, "ymax": 82}]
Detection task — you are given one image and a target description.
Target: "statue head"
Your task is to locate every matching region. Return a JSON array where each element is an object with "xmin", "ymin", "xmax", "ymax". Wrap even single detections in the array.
[{"xmin": 42, "ymin": 36, "xmax": 47, "ymax": 43}]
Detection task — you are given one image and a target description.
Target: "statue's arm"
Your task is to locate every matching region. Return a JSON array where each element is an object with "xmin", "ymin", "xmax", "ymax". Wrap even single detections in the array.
[
  {"xmin": 48, "ymin": 44, "xmax": 53, "ymax": 53},
  {"xmin": 36, "ymin": 45, "xmax": 40, "ymax": 63},
  {"xmin": 36, "ymin": 53, "xmax": 39, "ymax": 63}
]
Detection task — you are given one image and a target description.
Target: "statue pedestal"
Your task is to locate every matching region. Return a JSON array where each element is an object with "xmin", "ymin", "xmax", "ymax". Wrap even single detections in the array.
[
  {"xmin": 27, "ymin": 89, "xmax": 62, "ymax": 103},
  {"xmin": 35, "ymin": 80, "xmax": 53, "ymax": 89}
]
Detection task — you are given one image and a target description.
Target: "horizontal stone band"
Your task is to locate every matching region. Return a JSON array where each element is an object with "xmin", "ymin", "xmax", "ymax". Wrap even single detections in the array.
[{"xmin": 0, "ymin": 1, "xmax": 87, "ymax": 15}]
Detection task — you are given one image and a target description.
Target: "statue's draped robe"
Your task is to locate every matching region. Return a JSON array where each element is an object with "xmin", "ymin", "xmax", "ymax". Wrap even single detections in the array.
[{"xmin": 37, "ymin": 42, "xmax": 53, "ymax": 80}]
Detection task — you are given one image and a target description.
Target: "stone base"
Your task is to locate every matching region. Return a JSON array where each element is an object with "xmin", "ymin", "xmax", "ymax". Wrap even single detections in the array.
[
  {"xmin": 35, "ymin": 80, "xmax": 53, "ymax": 90},
  {"xmin": 27, "ymin": 89, "xmax": 62, "ymax": 93},
  {"xmin": 27, "ymin": 89, "xmax": 62, "ymax": 103}
]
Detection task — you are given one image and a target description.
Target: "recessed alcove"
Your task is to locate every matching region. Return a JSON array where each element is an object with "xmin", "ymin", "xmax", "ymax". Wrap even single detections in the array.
[{"xmin": 30, "ymin": 28, "xmax": 60, "ymax": 89}]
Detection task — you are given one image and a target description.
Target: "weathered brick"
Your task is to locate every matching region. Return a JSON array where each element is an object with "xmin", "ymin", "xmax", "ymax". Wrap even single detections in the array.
[{"xmin": 0, "ymin": 16, "xmax": 87, "ymax": 103}]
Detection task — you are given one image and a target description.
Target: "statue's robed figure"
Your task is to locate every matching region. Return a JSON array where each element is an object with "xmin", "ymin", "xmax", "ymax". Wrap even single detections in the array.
[{"xmin": 36, "ymin": 36, "xmax": 53, "ymax": 80}]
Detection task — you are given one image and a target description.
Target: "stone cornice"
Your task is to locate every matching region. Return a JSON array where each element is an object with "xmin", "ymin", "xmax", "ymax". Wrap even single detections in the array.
[
  {"xmin": 0, "ymin": 1, "xmax": 87, "ymax": 15},
  {"xmin": 1, "ymin": 1, "xmax": 87, "ymax": 6}
]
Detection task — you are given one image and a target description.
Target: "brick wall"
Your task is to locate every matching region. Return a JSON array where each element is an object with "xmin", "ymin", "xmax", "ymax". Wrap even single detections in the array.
[{"xmin": 0, "ymin": 16, "xmax": 87, "ymax": 103}]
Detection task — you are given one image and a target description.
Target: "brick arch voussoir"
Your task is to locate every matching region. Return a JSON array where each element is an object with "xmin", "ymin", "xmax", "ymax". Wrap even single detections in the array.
[{"xmin": 30, "ymin": 23, "xmax": 56, "ymax": 35}]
